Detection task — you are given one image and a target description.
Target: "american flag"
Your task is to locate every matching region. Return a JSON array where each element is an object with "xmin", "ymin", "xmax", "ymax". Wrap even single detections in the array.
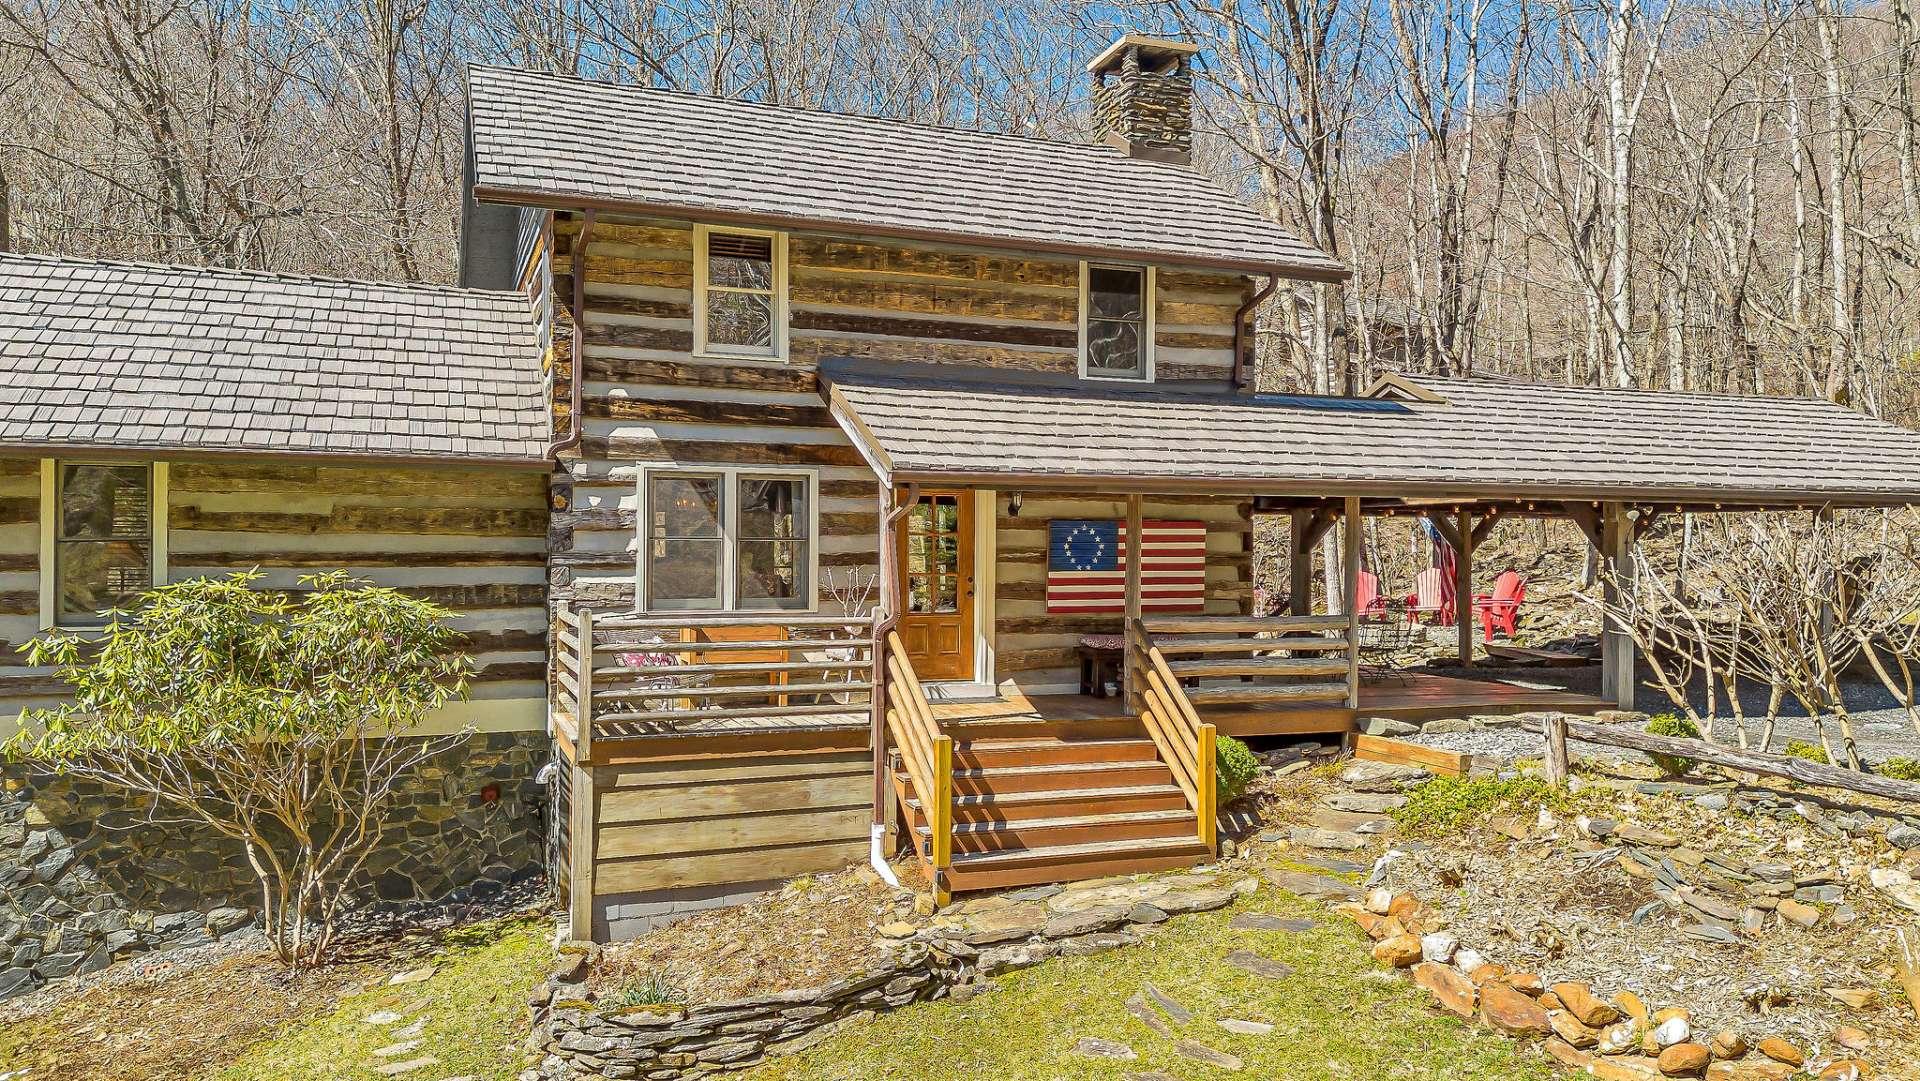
[{"xmin": 1046, "ymin": 519, "xmax": 1208, "ymax": 613}]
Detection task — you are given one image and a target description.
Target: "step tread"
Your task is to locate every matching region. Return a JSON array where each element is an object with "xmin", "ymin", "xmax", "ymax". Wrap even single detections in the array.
[
  {"xmin": 956, "ymin": 736, "xmax": 1156, "ymax": 750},
  {"xmin": 953, "ymin": 759, "xmax": 1167, "ymax": 778},
  {"xmin": 922, "ymin": 808, "xmax": 1197, "ymax": 836},
  {"xmin": 949, "ymin": 834, "xmax": 1211, "ymax": 868},
  {"xmin": 904, "ymin": 783, "xmax": 1184, "ymax": 811}
]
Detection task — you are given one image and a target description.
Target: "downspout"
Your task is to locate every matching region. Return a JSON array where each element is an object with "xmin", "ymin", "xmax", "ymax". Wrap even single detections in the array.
[
  {"xmin": 869, "ymin": 481, "xmax": 919, "ymax": 888},
  {"xmin": 1232, "ymin": 272, "xmax": 1280, "ymax": 390},
  {"xmin": 544, "ymin": 209, "xmax": 597, "ymax": 460}
]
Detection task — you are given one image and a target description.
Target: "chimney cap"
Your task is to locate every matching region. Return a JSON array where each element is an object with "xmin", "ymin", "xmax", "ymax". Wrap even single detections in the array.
[{"xmin": 1087, "ymin": 33, "xmax": 1200, "ymax": 76}]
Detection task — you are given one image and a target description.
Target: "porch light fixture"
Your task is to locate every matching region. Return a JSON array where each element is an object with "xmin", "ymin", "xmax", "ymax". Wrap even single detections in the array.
[{"xmin": 1008, "ymin": 492, "xmax": 1023, "ymax": 515}]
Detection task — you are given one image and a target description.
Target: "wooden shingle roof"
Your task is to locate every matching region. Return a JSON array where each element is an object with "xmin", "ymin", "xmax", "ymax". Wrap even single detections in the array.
[
  {"xmin": 464, "ymin": 66, "xmax": 1347, "ymax": 280},
  {"xmin": 821, "ymin": 361, "xmax": 1920, "ymax": 505},
  {"xmin": 0, "ymin": 254, "xmax": 551, "ymax": 465}
]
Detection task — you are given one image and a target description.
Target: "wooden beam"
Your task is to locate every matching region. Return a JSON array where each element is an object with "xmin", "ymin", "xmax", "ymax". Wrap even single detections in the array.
[
  {"xmin": 1532, "ymin": 716, "xmax": 1920, "ymax": 802},
  {"xmin": 1427, "ymin": 513, "xmax": 1463, "ymax": 552},
  {"xmin": 1343, "ymin": 496, "xmax": 1362, "ymax": 708},
  {"xmin": 1470, "ymin": 513, "xmax": 1500, "ymax": 547},
  {"xmin": 1300, "ymin": 505, "xmax": 1340, "ymax": 553},
  {"xmin": 1599, "ymin": 503, "xmax": 1636, "ymax": 708},
  {"xmin": 1632, "ymin": 508, "xmax": 1664, "ymax": 542},
  {"xmin": 1561, "ymin": 502, "xmax": 1603, "ymax": 550},
  {"xmin": 1289, "ymin": 509, "xmax": 1314, "ymax": 616},
  {"xmin": 1123, "ymin": 493, "xmax": 1144, "ymax": 710},
  {"xmin": 1455, "ymin": 509, "xmax": 1474, "ymax": 667}
]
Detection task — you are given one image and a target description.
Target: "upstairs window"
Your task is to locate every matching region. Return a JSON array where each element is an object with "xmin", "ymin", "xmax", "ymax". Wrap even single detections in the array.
[
  {"xmin": 1080, "ymin": 263, "xmax": 1155, "ymax": 381},
  {"xmin": 48, "ymin": 461, "xmax": 166, "ymax": 627},
  {"xmin": 695, "ymin": 225, "xmax": 788, "ymax": 360}
]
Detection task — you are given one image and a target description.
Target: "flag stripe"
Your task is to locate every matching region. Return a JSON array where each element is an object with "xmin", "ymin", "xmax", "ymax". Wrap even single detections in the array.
[{"xmin": 1046, "ymin": 518, "xmax": 1209, "ymax": 614}]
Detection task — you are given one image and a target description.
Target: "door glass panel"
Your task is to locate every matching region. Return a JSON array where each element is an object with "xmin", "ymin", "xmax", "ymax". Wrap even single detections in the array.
[
  {"xmin": 907, "ymin": 575, "xmax": 933, "ymax": 614},
  {"xmin": 934, "ymin": 575, "xmax": 958, "ymax": 612}
]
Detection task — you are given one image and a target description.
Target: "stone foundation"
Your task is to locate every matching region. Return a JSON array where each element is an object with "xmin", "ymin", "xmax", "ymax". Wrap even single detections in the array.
[{"xmin": 0, "ymin": 729, "xmax": 551, "ymax": 1001}]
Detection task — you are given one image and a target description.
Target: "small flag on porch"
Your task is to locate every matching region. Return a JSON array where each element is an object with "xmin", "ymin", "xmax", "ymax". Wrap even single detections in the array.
[{"xmin": 1046, "ymin": 519, "xmax": 1208, "ymax": 613}]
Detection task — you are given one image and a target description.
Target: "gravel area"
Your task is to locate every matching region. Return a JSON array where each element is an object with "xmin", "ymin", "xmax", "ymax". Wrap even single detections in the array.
[{"xmin": 1406, "ymin": 662, "xmax": 1920, "ymax": 766}]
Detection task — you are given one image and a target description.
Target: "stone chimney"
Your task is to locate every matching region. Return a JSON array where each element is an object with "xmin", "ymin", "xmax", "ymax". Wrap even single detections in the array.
[{"xmin": 1088, "ymin": 34, "xmax": 1200, "ymax": 165}]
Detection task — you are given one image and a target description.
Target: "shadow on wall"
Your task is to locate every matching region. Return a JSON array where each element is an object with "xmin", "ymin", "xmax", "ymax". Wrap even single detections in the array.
[{"xmin": 0, "ymin": 730, "xmax": 552, "ymax": 1001}]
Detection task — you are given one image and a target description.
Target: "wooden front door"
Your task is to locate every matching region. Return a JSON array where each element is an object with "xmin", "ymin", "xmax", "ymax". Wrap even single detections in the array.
[{"xmin": 897, "ymin": 490, "xmax": 975, "ymax": 681}]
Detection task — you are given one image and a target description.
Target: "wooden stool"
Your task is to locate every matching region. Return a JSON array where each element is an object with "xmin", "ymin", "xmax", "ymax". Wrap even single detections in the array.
[{"xmin": 1076, "ymin": 642, "xmax": 1122, "ymax": 698}]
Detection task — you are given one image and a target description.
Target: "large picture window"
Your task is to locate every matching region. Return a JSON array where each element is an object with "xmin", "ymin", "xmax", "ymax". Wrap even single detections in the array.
[
  {"xmin": 642, "ymin": 468, "xmax": 814, "ymax": 612},
  {"xmin": 694, "ymin": 226, "xmax": 788, "ymax": 360},
  {"xmin": 1080, "ymin": 262, "xmax": 1155, "ymax": 381},
  {"xmin": 49, "ymin": 461, "xmax": 165, "ymax": 626}
]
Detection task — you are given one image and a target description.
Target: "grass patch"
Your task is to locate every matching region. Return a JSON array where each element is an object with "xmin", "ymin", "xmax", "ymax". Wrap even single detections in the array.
[
  {"xmin": 748, "ymin": 891, "xmax": 1557, "ymax": 1081},
  {"xmin": 1876, "ymin": 756, "xmax": 1920, "ymax": 781},
  {"xmin": 1390, "ymin": 775, "xmax": 1573, "ymax": 837},
  {"xmin": 212, "ymin": 914, "xmax": 552, "ymax": 1081},
  {"xmin": 1783, "ymin": 739, "xmax": 1831, "ymax": 765}
]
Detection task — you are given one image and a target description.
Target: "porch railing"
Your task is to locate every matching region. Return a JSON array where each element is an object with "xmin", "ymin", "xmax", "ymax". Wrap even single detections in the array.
[
  {"xmin": 878, "ymin": 629, "xmax": 952, "ymax": 898},
  {"xmin": 1133, "ymin": 614, "xmax": 1355, "ymax": 707},
  {"xmin": 554, "ymin": 608, "xmax": 876, "ymax": 748},
  {"xmin": 1126, "ymin": 618, "xmax": 1216, "ymax": 852}
]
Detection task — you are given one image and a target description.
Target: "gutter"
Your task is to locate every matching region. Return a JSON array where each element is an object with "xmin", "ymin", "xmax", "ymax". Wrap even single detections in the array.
[
  {"xmin": 1232, "ymin": 272, "xmax": 1280, "ymax": 390},
  {"xmin": 544, "ymin": 209, "xmax": 597, "ymax": 460}
]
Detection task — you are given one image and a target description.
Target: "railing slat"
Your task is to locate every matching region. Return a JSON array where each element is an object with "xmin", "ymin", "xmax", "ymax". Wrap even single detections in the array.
[
  {"xmin": 1142, "ymin": 614, "xmax": 1348, "ymax": 635},
  {"xmin": 595, "ymin": 702, "xmax": 861, "ymax": 723},
  {"xmin": 592, "ymin": 613, "xmax": 871, "ymax": 630},
  {"xmin": 597, "ymin": 679, "xmax": 873, "ymax": 702}
]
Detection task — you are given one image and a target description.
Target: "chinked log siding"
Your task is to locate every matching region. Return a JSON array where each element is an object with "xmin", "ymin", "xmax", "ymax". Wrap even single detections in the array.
[
  {"xmin": 788, "ymin": 309, "xmax": 1077, "ymax": 349},
  {"xmin": 583, "ymin": 395, "xmax": 835, "ymax": 429},
  {"xmin": 0, "ymin": 459, "xmax": 550, "ymax": 715}
]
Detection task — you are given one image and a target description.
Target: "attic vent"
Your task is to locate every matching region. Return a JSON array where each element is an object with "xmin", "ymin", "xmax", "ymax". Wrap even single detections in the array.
[{"xmin": 707, "ymin": 233, "xmax": 772, "ymax": 261}]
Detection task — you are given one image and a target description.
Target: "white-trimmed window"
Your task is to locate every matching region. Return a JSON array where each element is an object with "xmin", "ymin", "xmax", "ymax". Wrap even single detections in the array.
[
  {"xmin": 694, "ymin": 225, "xmax": 789, "ymax": 360},
  {"xmin": 639, "ymin": 466, "xmax": 816, "ymax": 612},
  {"xmin": 1079, "ymin": 262, "xmax": 1156, "ymax": 381},
  {"xmin": 40, "ymin": 460, "xmax": 168, "ymax": 628}
]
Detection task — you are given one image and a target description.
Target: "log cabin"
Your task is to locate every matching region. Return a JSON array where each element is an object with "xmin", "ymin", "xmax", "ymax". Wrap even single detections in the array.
[{"xmin": 455, "ymin": 33, "xmax": 1920, "ymax": 940}]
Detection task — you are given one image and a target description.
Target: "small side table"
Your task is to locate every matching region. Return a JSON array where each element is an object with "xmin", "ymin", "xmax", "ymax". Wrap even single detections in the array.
[{"xmin": 1076, "ymin": 634, "xmax": 1126, "ymax": 698}]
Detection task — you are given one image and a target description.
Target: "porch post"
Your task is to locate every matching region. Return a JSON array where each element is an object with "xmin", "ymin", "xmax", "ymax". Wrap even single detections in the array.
[
  {"xmin": 1343, "ymin": 497, "xmax": 1362, "ymax": 708},
  {"xmin": 1455, "ymin": 508, "xmax": 1474, "ymax": 667},
  {"xmin": 1599, "ymin": 502, "xmax": 1637, "ymax": 708},
  {"xmin": 1289, "ymin": 508, "xmax": 1313, "ymax": 616},
  {"xmin": 1123, "ymin": 493, "xmax": 1144, "ymax": 710}
]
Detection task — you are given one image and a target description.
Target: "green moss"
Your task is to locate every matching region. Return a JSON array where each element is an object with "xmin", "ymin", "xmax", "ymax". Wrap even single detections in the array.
[
  {"xmin": 213, "ymin": 915, "xmax": 552, "ymax": 1081},
  {"xmin": 1390, "ymin": 775, "xmax": 1571, "ymax": 837},
  {"xmin": 1215, "ymin": 735, "xmax": 1261, "ymax": 805},
  {"xmin": 1645, "ymin": 713, "xmax": 1701, "ymax": 777},
  {"xmin": 749, "ymin": 891, "xmax": 1558, "ymax": 1081},
  {"xmin": 1783, "ymin": 739, "xmax": 1831, "ymax": 765}
]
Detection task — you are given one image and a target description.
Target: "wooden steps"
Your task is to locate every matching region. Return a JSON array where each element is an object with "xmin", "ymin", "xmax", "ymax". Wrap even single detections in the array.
[{"xmin": 892, "ymin": 730, "xmax": 1211, "ymax": 896}]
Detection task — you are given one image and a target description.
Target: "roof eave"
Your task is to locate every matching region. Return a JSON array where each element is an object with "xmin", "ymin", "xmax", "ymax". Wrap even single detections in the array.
[
  {"xmin": 468, "ymin": 183, "xmax": 1354, "ymax": 282},
  {"xmin": 0, "ymin": 440, "xmax": 554, "ymax": 471}
]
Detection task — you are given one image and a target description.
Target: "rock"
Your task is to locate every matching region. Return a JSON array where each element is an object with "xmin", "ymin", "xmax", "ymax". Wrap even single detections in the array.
[
  {"xmin": 1223, "ymin": 949, "xmax": 1294, "ymax": 980},
  {"xmin": 1323, "ymin": 792, "xmax": 1408, "ymax": 813},
  {"xmin": 1173, "ymin": 1040, "xmax": 1244, "ymax": 1071},
  {"xmin": 1419, "ymin": 932, "xmax": 1458, "ymax": 964},
  {"xmin": 1468, "ymin": 962, "xmax": 1508, "ymax": 986},
  {"xmin": 1694, "ymin": 794, "xmax": 1730, "ymax": 812},
  {"xmin": 1553, "ymin": 983, "xmax": 1623, "ymax": 1028},
  {"xmin": 1043, "ymin": 906, "xmax": 1131, "ymax": 939},
  {"xmin": 1364, "ymin": 888, "xmax": 1396, "ymax": 915},
  {"xmin": 1262, "ymin": 869, "xmax": 1359, "ymax": 902},
  {"xmin": 1682, "ymin": 924, "xmax": 1740, "ymax": 946},
  {"xmin": 373, "ymin": 1059, "xmax": 440, "ymax": 1077},
  {"xmin": 1216, "ymin": 1018, "xmax": 1274, "ymax": 1035},
  {"xmin": 1755, "ymin": 1038, "xmax": 1803, "ymax": 1066},
  {"xmin": 1817, "ymin": 1062, "xmax": 1869, "ymax": 1081},
  {"xmin": 1822, "ymin": 987, "xmax": 1882, "ymax": 1010},
  {"xmin": 1411, "ymin": 962, "xmax": 1478, "ymax": 1018},
  {"xmin": 1339, "ymin": 760, "xmax": 1430, "ymax": 792},
  {"xmin": 963, "ymin": 905, "xmax": 1048, "ymax": 944},
  {"xmin": 1833, "ymin": 1026, "xmax": 1870, "ymax": 1051},
  {"xmin": 388, "ymin": 966, "xmax": 438, "ymax": 986},
  {"xmin": 362, "ymin": 1011, "xmax": 405, "ymax": 1026},
  {"xmin": 1887, "ymin": 823, "xmax": 1920, "ymax": 850},
  {"xmin": 1480, "ymin": 980, "xmax": 1552, "ymax": 1037},
  {"xmin": 1615, "ymin": 823, "xmax": 1681, "ymax": 847},
  {"xmin": 1546, "ymin": 1037, "xmax": 1595, "ymax": 1068},
  {"xmin": 1143, "ymin": 982, "xmax": 1193, "ymax": 1024},
  {"xmin": 1072, "ymin": 1037, "xmax": 1138, "ymax": 1060},
  {"xmin": 1551, "ymin": 1010, "xmax": 1601, "ymax": 1048},
  {"xmin": 1870, "ymin": 866, "xmax": 1920, "ymax": 913},
  {"xmin": 1651, "ymin": 1016, "xmax": 1691, "ymax": 1048},
  {"xmin": 1228, "ymin": 913, "xmax": 1315, "ymax": 933},
  {"xmin": 206, "ymin": 906, "xmax": 250, "ymax": 936},
  {"xmin": 372, "ymin": 1041, "xmax": 424, "ymax": 1058},
  {"xmin": 1156, "ymin": 888, "xmax": 1236, "ymax": 916},
  {"xmin": 1371, "ymin": 934, "xmax": 1423, "ymax": 968},
  {"xmin": 1360, "ymin": 717, "xmax": 1418, "ymax": 738},
  {"xmin": 1774, "ymin": 900, "xmax": 1820, "ymax": 928},
  {"xmin": 1290, "ymin": 827, "xmax": 1368, "ymax": 851},
  {"xmin": 1124, "ymin": 992, "xmax": 1173, "ymax": 1037},
  {"xmin": 1127, "ymin": 903, "xmax": 1169, "ymax": 926},
  {"xmin": 1596, "ymin": 1021, "xmax": 1644, "ymax": 1056},
  {"xmin": 876, "ymin": 921, "xmax": 919, "ymax": 938},
  {"xmin": 1657, "ymin": 1044, "xmax": 1711, "ymax": 1077},
  {"xmin": 1709, "ymin": 1030, "xmax": 1747, "ymax": 1059},
  {"xmin": 1453, "ymin": 948, "xmax": 1487, "ymax": 976},
  {"xmin": 1507, "ymin": 972, "xmax": 1545, "ymax": 996},
  {"xmin": 1794, "ymin": 884, "xmax": 1843, "ymax": 905}
]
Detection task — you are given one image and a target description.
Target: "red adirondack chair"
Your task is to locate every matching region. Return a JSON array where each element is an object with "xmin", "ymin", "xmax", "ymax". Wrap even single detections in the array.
[
  {"xmin": 1474, "ymin": 570, "xmax": 1527, "ymax": 642},
  {"xmin": 1404, "ymin": 567, "xmax": 1455, "ymax": 624},
  {"xmin": 1355, "ymin": 570, "xmax": 1388, "ymax": 618}
]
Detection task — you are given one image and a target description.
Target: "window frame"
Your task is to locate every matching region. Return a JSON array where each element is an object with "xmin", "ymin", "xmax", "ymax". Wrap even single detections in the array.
[
  {"xmin": 39, "ymin": 458, "xmax": 169, "ymax": 630},
  {"xmin": 635, "ymin": 464, "xmax": 819, "ymax": 614},
  {"xmin": 1077, "ymin": 261, "xmax": 1157, "ymax": 383},
  {"xmin": 693, "ymin": 224, "xmax": 790, "ymax": 362}
]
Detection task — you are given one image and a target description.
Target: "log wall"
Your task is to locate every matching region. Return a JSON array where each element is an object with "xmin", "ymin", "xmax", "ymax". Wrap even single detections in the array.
[
  {"xmin": 0, "ymin": 458, "xmax": 550, "ymax": 725},
  {"xmin": 994, "ymin": 493, "xmax": 1254, "ymax": 693}
]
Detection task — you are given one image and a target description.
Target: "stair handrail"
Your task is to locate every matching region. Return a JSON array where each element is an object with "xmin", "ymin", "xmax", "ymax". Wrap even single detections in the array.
[
  {"xmin": 1127, "ymin": 618, "xmax": 1217, "ymax": 853},
  {"xmin": 880, "ymin": 630, "xmax": 953, "ymax": 895}
]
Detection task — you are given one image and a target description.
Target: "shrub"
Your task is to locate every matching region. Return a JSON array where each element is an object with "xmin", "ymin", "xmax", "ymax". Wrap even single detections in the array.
[
  {"xmin": 1391, "ymin": 775, "xmax": 1567, "ymax": 837},
  {"xmin": 1215, "ymin": 735, "xmax": 1261, "ymax": 805},
  {"xmin": 610, "ymin": 974, "xmax": 686, "ymax": 1009},
  {"xmin": 1645, "ymin": 713, "xmax": 1701, "ymax": 777},
  {"xmin": 1783, "ymin": 739, "xmax": 1831, "ymax": 765},
  {"xmin": 1875, "ymin": 756, "xmax": 1920, "ymax": 781}
]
